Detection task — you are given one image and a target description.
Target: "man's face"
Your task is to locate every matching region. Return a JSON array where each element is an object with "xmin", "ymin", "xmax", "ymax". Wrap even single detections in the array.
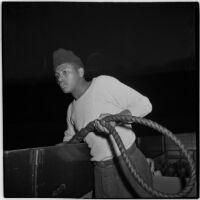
[{"xmin": 55, "ymin": 63, "xmax": 81, "ymax": 93}]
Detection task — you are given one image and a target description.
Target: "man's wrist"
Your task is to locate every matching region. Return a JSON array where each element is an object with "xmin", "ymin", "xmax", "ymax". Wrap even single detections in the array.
[{"xmin": 119, "ymin": 109, "xmax": 132, "ymax": 116}]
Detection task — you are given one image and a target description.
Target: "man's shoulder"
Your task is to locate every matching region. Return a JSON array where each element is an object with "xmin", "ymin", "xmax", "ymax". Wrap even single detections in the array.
[
  {"xmin": 67, "ymin": 100, "xmax": 75, "ymax": 110},
  {"xmin": 95, "ymin": 75, "xmax": 117, "ymax": 83}
]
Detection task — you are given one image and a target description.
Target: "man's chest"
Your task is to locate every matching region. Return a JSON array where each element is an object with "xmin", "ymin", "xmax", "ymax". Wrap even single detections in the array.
[{"xmin": 70, "ymin": 101, "xmax": 96, "ymax": 131}]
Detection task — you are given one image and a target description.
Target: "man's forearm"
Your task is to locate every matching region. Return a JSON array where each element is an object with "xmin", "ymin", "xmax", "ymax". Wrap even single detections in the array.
[{"xmin": 131, "ymin": 97, "xmax": 152, "ymax": 117}]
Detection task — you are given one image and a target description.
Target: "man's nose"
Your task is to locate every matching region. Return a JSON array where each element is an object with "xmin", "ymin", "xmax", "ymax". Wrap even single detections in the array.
[
  {"xmin": 57, "ymin": 74, "xmax": 64, "ymax": 82},
  {"xmin": 58, "ymin": 77, "xmax": 62, "ymax": 82}
]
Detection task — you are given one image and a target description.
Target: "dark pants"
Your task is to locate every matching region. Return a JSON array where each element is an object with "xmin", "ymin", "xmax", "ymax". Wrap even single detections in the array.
[{"xmin": 94, "ymin": 143, "xmax": 153, "ymax": 198}]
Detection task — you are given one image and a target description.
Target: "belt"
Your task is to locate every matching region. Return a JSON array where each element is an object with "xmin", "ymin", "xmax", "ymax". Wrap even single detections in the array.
[{"xmin": 94, "ymin": 142, "xmax": 137, "ymax": 167}]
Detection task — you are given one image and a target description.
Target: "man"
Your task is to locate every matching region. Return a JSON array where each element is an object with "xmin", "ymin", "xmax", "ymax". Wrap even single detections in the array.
[{"xmin": 53, "ymin": 48, "xmax": 153, "ymax": 198}]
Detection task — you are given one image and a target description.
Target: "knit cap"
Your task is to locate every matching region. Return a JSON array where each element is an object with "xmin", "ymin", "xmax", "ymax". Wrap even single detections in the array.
[{"xmin": 53, "ymin": 48, "xmax": 83, "ymax": 69}]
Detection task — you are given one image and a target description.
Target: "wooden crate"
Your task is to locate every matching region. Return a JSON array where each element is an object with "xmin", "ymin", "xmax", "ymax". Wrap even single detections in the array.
[{"xmin": 4, "ymin": 143, "xmax": 94, "ymax": 198}]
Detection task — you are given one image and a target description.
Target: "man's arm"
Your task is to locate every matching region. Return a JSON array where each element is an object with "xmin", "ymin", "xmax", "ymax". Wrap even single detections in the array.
[
  {"xmin": 103, "ymin": 76, "xmax": 152, "ymax": 117},
  {"xmin": 127, "ymin": 96, "xmax": 152, "ymax": 117},
  {"xmin": 56, "ymin": 104, "xmax": 76, "ymax": 146},
  {"xmin": 95, "ymin": 76, "xmax": 152, "ymax": 133},
  {"xmin": 63, "ymin": 104, "xmax": 76, "ymax": 142}
]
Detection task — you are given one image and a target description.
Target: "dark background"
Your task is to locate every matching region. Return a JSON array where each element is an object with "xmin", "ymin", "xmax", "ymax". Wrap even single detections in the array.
[{"xmin": 3, "ymin": 2, "xmax": 198, "ymax": 150}]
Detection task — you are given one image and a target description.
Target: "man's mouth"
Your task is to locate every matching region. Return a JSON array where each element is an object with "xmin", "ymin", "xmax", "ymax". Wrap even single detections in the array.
[
  {"xmin": 58, "ymin": 83, "xmax": 67, "ymax": 89},
  {"xmin": 59, "ymin": 82, "xmax": 67, "ymax": 87}
]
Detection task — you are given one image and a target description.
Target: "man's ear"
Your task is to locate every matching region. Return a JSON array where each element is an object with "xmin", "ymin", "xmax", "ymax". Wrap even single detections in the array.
[{"xmin": 78, "ymin": 67, "xmax": 84, "ymax": 77}]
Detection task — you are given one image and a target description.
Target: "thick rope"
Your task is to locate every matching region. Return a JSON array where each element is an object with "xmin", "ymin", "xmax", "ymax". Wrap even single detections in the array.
[{"xmin": 68, "ymin": 115, "xmax": 196, "ymax": 198}]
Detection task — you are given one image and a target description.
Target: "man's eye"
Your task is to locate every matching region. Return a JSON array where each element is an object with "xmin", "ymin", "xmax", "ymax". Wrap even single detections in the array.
[
  {"xmin": 62, "ymin": 71, "xmax": 67, "ymax": 75},
  {"xmin": 55, "ymin": 74, "xmax": 59, "ymax": 79},
  {"xmin": 62, "ymin": 70, "xmax": 70, "ymax": 76}
]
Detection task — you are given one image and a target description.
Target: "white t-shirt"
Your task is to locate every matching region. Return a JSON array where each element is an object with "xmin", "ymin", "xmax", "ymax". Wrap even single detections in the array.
[{"xmin": 63, "ymin": 75, "xmax": 152, "ymax": 161}]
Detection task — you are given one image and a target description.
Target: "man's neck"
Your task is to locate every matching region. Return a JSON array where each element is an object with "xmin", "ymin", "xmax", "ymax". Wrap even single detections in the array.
[{"xmin": 72, "ymin": 79, "xmax": 91, "ymax": 100}]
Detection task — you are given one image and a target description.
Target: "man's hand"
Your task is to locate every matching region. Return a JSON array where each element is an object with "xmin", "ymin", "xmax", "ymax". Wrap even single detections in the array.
[
  {"xmin": 94, "ymin": 113, "xmax": 116, "ymax": 134},
  {"xmin": 94, "ymin": 110, "xmax": 132, "ymax": 134},
  {"xmin": 118, "ymin": 109, "xmax": 132, "ymax": 116}
]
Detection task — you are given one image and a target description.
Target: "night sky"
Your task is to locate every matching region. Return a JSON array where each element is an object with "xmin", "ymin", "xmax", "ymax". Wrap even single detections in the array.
[{"xmin": 3, "ymin": 2, "xmax": 198, "ymax": 150}]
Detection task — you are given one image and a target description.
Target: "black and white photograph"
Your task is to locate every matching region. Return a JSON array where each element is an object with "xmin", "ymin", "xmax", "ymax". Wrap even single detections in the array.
[{"xmin": 2, "ymin": 1, "xmax": 198, "ymax": 198}]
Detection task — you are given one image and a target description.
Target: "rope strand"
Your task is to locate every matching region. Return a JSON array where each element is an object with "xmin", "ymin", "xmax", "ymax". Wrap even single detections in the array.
[{"xmin": 68, "ymin": 115, "xmax": 196, "ymax": 198}]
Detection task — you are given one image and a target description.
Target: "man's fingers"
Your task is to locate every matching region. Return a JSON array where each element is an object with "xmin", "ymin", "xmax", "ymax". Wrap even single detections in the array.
[
  {"xmin": 94, "ymin": 120, "xmax": 109, "ymax": 133},
  {"xmin": 110, "ymin": 121, "xmax": 116, "ymax": 127},
  {"xmin": 98, "ymin": 113, "xmax": 110, "ymax": 120},
  {"xmin": 98, "ymin": 114, "xmax": 117, "ymax": 128}
]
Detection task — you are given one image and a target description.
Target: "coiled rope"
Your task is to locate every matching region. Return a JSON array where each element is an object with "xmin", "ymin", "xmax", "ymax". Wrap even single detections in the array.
[{"xmin": 68, "ymin": 115, "xmax": 196, "ymax": 198}]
